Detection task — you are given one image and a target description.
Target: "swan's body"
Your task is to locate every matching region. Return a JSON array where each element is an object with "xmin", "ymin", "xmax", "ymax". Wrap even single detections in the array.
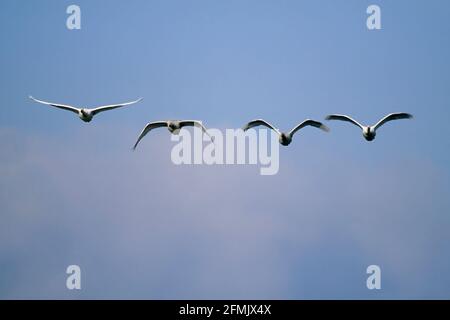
[
  {"xmin": 29, "ymin": 96, "xmax": 142, "ymax": 122},
  {"xmin": 78, "ymin": 109, "xmax": 94, "ymax": 122},
  {"xmin": 325, "ymin": 113, "xmax": 413, "ymax": 141},
  {"xmin": 362, "ymin": 126, "xmax": 376, "ymax": 141},
  {"xmin": 133, "ymin": 120, "xmax": 212, "ymax": 150},
  {"xmin": 242, "ymin": 119, "xmax": 329, "ymax": 146}
]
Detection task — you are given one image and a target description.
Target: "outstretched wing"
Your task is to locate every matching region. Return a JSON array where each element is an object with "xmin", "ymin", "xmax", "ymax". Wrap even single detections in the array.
[
  {"xmin": 133, "ymin": 121, "xmax": 168, "ymax": 150},
  {"xmin": 179, "ymin": 120, "xmax": 213, "ymax": 141},
  {"xmin": 373, "ymin": 113, "xmax": 413, "ymax": 131},
  {"xmin": 29, "ymin": 96, "xmax": 80, "ymax": 114},
  {"xmin": 91, "ymin": 98, "xmax": 143, "ymax": 115},
  {"xmin": 242, "ymin": 119, "xmax": 281, "ymax": 135},
  {"xmin": 288, "ymin": 119, "xmax": 330, "ymax": 137},
  {"xmin": 325, "ymin": 114, "xmax": 364, "ymax": 129}
]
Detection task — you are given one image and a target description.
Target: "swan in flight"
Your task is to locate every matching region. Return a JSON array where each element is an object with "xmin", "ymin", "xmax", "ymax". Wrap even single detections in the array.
[
  {"xmin": 325, "ymin": 113, "xmax": 413, "ymax": 141},
  {"xmin": 242, "ymin": 119, "xmax": 329, "ymax": 146},
  {"xmin": 29, "ymin": 96, "xmax": 142, "ymax": 122},
  {"xmin": 133, "ymin": 120, "xmax": 213, "ymax": 150}
]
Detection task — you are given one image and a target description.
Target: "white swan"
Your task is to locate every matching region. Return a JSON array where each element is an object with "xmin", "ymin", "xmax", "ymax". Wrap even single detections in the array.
[
  {"xmin": 133, "ymin": 120, "xmax": 212, "ymax": 150},
  {"xmin": 242, "ymin": 119, "xmax": 329, "ymax": 146},
  {"xmin": 325, "ymin": 113, "xmax": 413, "ymax": 141},
  {"xmin": 29, "ymin": 96, "xmax": 142, "ymax": 122}
]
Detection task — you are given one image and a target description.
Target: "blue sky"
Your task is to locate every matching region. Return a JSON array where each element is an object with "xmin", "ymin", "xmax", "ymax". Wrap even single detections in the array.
[{"xmin": 1, "ymin": 0, "xmax": 450, "ymax": 299}]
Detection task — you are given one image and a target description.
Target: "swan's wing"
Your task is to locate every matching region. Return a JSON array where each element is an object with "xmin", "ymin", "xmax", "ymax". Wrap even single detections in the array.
[
  {"xmin": 133, "ymin": 121, "xmax": 168, "ymax": 150},
  {"xmin": 29, "ymin": 96, "xmax": 79, "ymax": 114},
  {"xmin": 325, "ymin": 114, "xmax": 364, "ymax": 129},
  {"xmin": 179, "ymin": 120, "xmax": 213, "ymax": 140},
  {"xmin": 242, "ymin": 119, "xmax": 281, "ymax": 135},
  {"xmin": 373, "ymin": 113, "xmax": 413, "ymax": 131},
  {"xmin": 91, "ymin": 98, "xmax": 143, "ymax": 115},
  {"xmin": 288, "ymin": 119, "xmax": 330, "ymax": 137}
]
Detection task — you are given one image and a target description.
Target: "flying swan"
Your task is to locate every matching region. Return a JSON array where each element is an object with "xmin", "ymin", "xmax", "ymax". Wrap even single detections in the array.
[
  {"xmin": 325, "ymin": 113, "xmax": 413, "ymax": 141},
  {"xmin": 242, "ymin": 119, "xmax": 329, "ymax": 146},
  {"xmin": 29, "ymin": 96, "xmax": 142, "ymax": 122},
  {"xmin": 133, "ymin": 120, "xmax": 213, "ymax": 150}
]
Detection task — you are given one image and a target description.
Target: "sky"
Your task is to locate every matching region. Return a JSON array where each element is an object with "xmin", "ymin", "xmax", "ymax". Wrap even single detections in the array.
[{"xmin": 0, "ymin": 0, "xmax": 450, "ymax": 299}]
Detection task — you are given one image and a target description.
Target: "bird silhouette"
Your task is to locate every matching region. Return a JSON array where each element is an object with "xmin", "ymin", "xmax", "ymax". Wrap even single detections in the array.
[
  {"xmin": 325, "ymin": 113, "xmax": 413, "ymax": 141},
  {"xmin": 29, "ymin": 96, "xmax": 142, "ymax": 122},
  {"xmin": 133, "ymin": 120, "xmax": 213, "ymax": 150},
  {"xmin": 242, "ymin": 119, "xmax": 329, "ymax": 146}
]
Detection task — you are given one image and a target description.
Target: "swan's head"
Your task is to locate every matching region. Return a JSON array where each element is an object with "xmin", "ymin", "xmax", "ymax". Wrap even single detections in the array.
[{"xmin": 279, "ymin": 133, "xmax": 291, "ymax": 146}]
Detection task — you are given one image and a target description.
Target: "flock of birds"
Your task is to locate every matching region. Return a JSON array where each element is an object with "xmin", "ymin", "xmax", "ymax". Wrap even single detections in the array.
[{"xmin": 29, "ymin": 96, "xmax": 413, "ymax": 148}]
